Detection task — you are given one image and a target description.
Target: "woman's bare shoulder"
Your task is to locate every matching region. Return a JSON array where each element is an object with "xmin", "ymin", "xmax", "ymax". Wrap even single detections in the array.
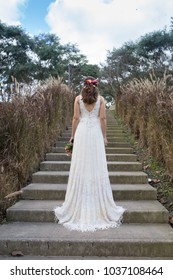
[
  {"xmin": 100, "ymin": 95, "xmax": 105, "ymax": 103},
  {"xmin": 75, "ymin": 95, "xmax": 81, "ymax": 103}
]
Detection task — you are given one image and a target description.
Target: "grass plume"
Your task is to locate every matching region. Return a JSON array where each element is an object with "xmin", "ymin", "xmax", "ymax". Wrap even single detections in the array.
[
  {"xmin": 0, "ymin": 78, "xmax": 74, "ymax": 221},
  {"xmin": 116, "ymin": 72, "xmax": 173, "ymax": 180}
]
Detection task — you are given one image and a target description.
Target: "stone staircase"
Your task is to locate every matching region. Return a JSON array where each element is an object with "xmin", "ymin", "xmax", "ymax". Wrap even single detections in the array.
[{"xmin": 0, "ymin": 111, "xmax": 173, "ymax": 258}]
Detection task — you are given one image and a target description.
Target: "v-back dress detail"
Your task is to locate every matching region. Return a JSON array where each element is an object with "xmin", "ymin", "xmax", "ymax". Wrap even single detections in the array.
[{"xmin": 54, "ymin": 95, "xmax": 125, "ymax": 232}]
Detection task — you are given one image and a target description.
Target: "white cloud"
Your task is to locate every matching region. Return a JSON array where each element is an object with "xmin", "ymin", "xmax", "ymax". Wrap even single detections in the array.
[
  {"xmin": 0, "ymin": 0, "xmax": 27, "ymax": 25},
  {"xmin": 45, "ymin": 0, "xmax": 173, "ymax": 64}
]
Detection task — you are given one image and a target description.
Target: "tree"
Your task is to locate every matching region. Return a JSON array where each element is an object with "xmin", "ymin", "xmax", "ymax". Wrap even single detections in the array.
[
  {"xmin": 67, "ymin": 63, "xmax": 100, "ymax": 91},
  {"xmin": 102, "ymin": 26, "xmax": 173, "ymax": 97},
  {"xmin": 32, "ymin": 33, "xmax": 66, "ymax": 80},
  {"xmin": 170, "ymin": 17, "xmax": 173, "ymax": 31},
  {"xmin": 0, "ymin": 22, "xmax": 34, "ymax": 83},
  {"xmin": 101, "ymin": 42, "xmax": 142, "ymax": 99},
  {"xmin": 136, "ymin": 30, "xmax": 173, "ymax": 72},
  {"xmin": 0, "ymin": 22, "xmax": 100, "ymax": 90}
]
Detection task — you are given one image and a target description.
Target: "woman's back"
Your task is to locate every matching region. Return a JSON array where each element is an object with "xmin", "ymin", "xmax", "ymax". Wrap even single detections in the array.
[{"xmin": 78, "ymin": 95, "xmax": 100, "ymax": 128}]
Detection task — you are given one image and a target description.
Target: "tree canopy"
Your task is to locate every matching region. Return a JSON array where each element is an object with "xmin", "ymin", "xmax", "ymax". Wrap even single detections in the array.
[
  {"xmin": 0, "ymin": 22, "xmax": 99, "ymax": 90},
  {"xmin": 101, "ymin": 24, "xmax": 173, "ymax": 99},
  {"xmin": 0, "ymin": 23, "xmax": 34, "ymax": 83},
  {"xmin": 1, "ymin": 19, "xmax": 173, "ymax": 99}
]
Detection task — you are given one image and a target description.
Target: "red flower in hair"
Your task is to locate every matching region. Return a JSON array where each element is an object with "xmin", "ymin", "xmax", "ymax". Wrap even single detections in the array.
[
  {"xmin": 84, "ymin": 79, "xmax": 98, "ymax": 86},
  {"xmin": 92, "ymin": 79, "xmax": 98, "ymax": 85}
]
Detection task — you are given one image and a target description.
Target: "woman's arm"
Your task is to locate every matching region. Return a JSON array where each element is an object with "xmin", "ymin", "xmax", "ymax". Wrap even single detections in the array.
[
  {"xmin": 99, "ymin": 96, "xmax": 108, "ymax": 145},
  {"xmin": 69, "ymin": 96, "xmax": 80, "ymax": 144}
]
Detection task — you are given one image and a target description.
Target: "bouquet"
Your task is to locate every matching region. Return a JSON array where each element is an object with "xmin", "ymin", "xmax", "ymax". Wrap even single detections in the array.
[{"xmin": 65, "ymin": 140, "xmax": 73, "ymax": 156}]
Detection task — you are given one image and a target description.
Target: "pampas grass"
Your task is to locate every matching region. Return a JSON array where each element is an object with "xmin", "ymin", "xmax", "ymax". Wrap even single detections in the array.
[
  {"xmin": 116, "ymin": 72, "xmax": 173, "ymax": 180},
  {"xmin": 0, "ymin": 78, "xmax": 74, "ymax": 219}
]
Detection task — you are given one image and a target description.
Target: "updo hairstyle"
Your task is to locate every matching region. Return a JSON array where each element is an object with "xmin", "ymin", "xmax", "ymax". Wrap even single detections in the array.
[{"xmin": 81, "ymin": 76, "xmax": 99, "ymax": 104}]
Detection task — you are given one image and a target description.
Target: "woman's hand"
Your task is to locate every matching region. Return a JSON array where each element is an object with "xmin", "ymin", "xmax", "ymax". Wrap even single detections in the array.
[
  {"xmin": 69, "ymin": 137, "xmax": 74, "ymax": 145},
  {"xmin": 104, "ymin": 137, "xmax": 108, "ymax": 145}
]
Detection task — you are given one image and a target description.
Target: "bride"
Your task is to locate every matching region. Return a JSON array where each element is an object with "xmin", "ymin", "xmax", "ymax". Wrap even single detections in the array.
[{"xmin": 54, "ymin": 77, "xmax": 125, "ymax": 232}]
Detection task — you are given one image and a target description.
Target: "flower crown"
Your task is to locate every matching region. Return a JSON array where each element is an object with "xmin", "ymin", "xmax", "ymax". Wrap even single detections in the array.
[{"xmin": 84, "ymin": 78, "xmax": 98, "ymax": 89}]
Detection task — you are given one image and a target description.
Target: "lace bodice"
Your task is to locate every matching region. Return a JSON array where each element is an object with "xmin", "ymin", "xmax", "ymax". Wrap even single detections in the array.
[{"xmin": 79, "ymin": 95, "xmax": 100, "ymax": 128}]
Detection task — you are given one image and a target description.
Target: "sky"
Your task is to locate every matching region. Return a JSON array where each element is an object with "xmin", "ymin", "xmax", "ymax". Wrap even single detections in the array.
[{"xmin": 0, "ymin": 0, "xmax": 173, "ymax": 65}]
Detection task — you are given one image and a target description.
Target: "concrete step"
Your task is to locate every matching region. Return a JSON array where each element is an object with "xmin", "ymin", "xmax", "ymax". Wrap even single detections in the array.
[
  {"xmin": 106, "ymin": 147, "xmax": 134, "ymax": 154},
  {"xmin": 107, "ymin": 129, "xmax": 125, "ymax": 132},
  {"xmin": 104, "ymin": 137, "xmax": 129, "ymax": 142},
  {"xmin": 46, "ymin": 153, "xmax": 137, "ymax": 162},
  {"xmin": 61, "ymin": 131, "xmax": 125, "ymax": 136},
  {"xmin": 107, "ymin": 125, "xmax": 123, "ymax": 127},
  {"xmin": 107, "ymin": 133, "xmax": 126, "ymax": 136},
  {"xmin": 106, "ymin": 126, "xmax": 123, "ymax": 129},
  {"xmin": 3, "ymin": 255, "xmax": 173, "ymax": 260},
  {"xmin": 51, "ymin": 147, "xmax": 135, "ymax": 155},
  {"xmin": 57, "ymin": 136, "xmax": 127, "ymax": 142},
  {"xmin": 0, "ymin": 222, "xmax": 172, "ymax": 257},
  {"xmin": 55, "ymin": 141, "xmax": 131, "ymax": 148},
  {"xmin": 106, "ymin": 142, "xmax": 130, "ymax": 147},
  {"xmin": 40, "ymin": 161, "xmax": 142, "ymax": 172},
  {"xmin": 60, "ymin": 132, "xmax": 126, "ymax": 138},
  {"xmin": 22, "ymin": 183, "xmax": 157, "ymax": 201},
  {"xmin": 32, "ymin": 171, "xmax": 147, "ymax": 184},
  {"xmin": 107, "ymin": 154, "xmax": 138, "ymax": 163},
  {"xmin": 107, "ymin": 131, "xmax": 125, "ymax": 134},
  {"xmin": 6, "ymin": 200, "xmax": 168, "ymax": 223},
  {"xmin": 63, "ymin": 126, "xmax": 124, "ymax": 130},
  {"xmin": 58, "ymin": 128, "xmax": 125, "ymax": 133}
]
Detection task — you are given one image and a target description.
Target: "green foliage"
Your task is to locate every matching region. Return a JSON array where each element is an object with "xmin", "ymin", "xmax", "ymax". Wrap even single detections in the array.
[
  {"xmin": 171, "ymin": 17, "xmax": 173, "ymax": 31},
  {"xmin": 101, "ymin": 41, "xmax": 143, "ymax": 100},
  {"xmin": 136, "ymin": 30, "xmax": 173, "ymax": 74},
  {"xmin": 0, "ymin": 22, "xmax": 99, "ymax": 88},
  {"xmin": 68, "ymin": 63, "xmax": 100, "ymax": 91},
  {"xmin": 80, "ymin": 64, "xmax": 100, "ymax": 78},
  {"xmin": 33, "ymin": 33, "xmax": 65, "ymax": 80},
  {"xmin": 0, "ymin": 22, "xmax": 34, "ymax": 83},
  {"xmin": 102, "ymin": 22, "xmax": 173, "ymax": 99}
]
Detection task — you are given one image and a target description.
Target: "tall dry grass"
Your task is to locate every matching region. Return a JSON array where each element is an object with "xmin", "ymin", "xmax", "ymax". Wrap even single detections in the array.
[
  {"xmin": 0, "ymin": 78, "xmax": 74, "ymax": 220},
  {"xmin": 116, "ymin": 73, "xmax": 173, "ymax": 180}
]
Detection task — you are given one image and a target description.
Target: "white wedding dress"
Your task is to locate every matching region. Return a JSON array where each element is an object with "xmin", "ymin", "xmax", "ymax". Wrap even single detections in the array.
[{"xmin": 54, "ymin": 95, "xmax": 125, "ymax": 232}]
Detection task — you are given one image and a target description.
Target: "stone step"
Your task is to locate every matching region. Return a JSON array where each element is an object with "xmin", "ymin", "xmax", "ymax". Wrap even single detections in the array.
[
  {"xmin": 107, "ymin": 124, "xmax": 122, "ymax": 127},
  {"xmin": 107, "ymin": 132, "xmax": 125, "ymax": 136},
  {"xmin": 40, "ymin": 161, "xmax": 142, "ymax": 172},
  {"xmin": 55, "ymin": 141, "xmax": 131, "ymax": 148},
  {"xmin": 22, "ymin": 183, "xmax": 157, "ymax": 201},
  {"xmin": 107, "ymin": 128, "xmax": 124, "ymax": 131},
  {"xmin": 61, "ymin": 131, "xmax": 125, "ymax": 137},
  {"xmin": 57, "ymin": 136, "xmax": 127, "ymax": 142},
  {"xmin": 50, "ymin": 147, "xmax": 135, "ymax": 155},
  {"xmin": 6, "ymin": 200, "xmax": 168, "ymax": 223},
  {"xmin": 32, "ymin": 171, "xmax": 147, "ymax": 184},
  {"xmin": 107, "ymin": 137, "xmax": 129, "ymax": 142},
  {"xmin": 65, "ymin": 126, "xmax": 124, "ymax": 130},
  {"xmin": 107, "ymin": 131, "xmax": 125, "ymax": 134},
  {"xmin": 106, "ymin": 147, "xmax": 134, "ymax": 154},
  {"xmin": 0, "ymin": 222, "xmax": 172, "ymax": 257},
  {"xmin": 46, "ymin": 153, "xmax": 137, "ymax": 162},
  {"xmin": 3, "ymin": 256, "xmax": 172, "ymax": 260},
  {"xmin": 106, "ymin": 142, "xmax": 130, "ymax": 147}
]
